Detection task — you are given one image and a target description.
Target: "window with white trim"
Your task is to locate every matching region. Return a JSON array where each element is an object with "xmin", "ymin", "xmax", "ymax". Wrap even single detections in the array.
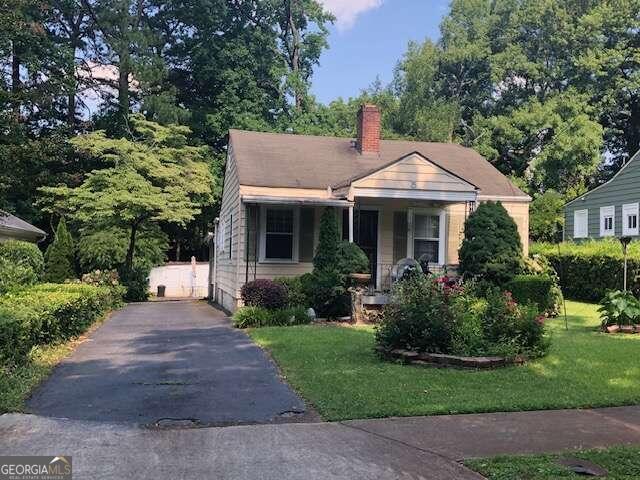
[
  {"xmin": 623, "ymin": 203, "xmax": 639, "ymax": 236},
  {"xmin": 260, "ymin": 207, "xmax": 298, "ymax": 262},
  {"xmin": 600, "ymin": 206, "xmax": 614, "ymax": 237},
  {"xmin": 573, "ymin": 209, "xmax": 588, "ymax": 238},
  {"xmin": 413, "ymin": 213, "xmax": 440, "ymax": 264},
  {"xmin": 407, "ymin": 209, "xmax": 446, "ymax": 265},
  {"xmin": 218, "ymin": 218, "xmax": 226, "ymax": 252}
]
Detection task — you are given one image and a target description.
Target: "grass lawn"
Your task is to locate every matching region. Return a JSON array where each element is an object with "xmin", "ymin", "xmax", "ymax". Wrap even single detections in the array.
[
  {"xmin": 465, "ymin": 445, "xmax": 640, "ymax": 479},
  {"xmin": 248, "ymin": 301, "xmax": 640, "ymax": 421}
]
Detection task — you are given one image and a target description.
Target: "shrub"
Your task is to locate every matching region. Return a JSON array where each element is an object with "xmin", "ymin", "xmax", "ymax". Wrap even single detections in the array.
[
  {"xmin": 375, "ymin": 275, "xmax": 455, "ymax": 353},
  {"xmin": 598, "ymin": 290, "xmax": 640, "ymax": 328},
  {"xmin": 232, "ymin": 306, "xmax": 311, "ymax": 328},
  {"xmin": 375, "ymin": 276, "xmax": 548, "ymax": 358},
  {"xmin": 0, "ymin": 283, "xmax": 120, "ymax": 364},
  {"xmin": 529, "ymin": 190, "xmax": 564, "ymax": 242},
  {"xmin": 274, "ymin": 276, "xmax": 309, "ymax": 307},
  {"xmin": 241, "ymin": 279, "xmax": 287, "ymax": 310},
  {"xmin": 118, "ymin": 264, "xmax": 150, "ymax": 302},
  {"xmin": 81, "ymin": 269, "xmax": 126, "ymax": 300},
  {"xmin": 506, "ymin": 274, "xmax": 557, "ymax": 315},
  {"xmin": 44, "ymin": 217, "xmax": 76, "ymax": 283},
  {"xmin": 313, "ymin": 207, "xmax": 340, "ymax": 272},
  {"xmin": 336, "ymin": 241, "xmax": 370, "ymax": 275},
  {"xmin": 300, "ymin": 270, "xmax": 350, "ymax": 318},
  {"xmin": 459, "ymin": 201, "xmax": 523, "ymax": 285},
  {"xmin": 0, "ymin": 241, "xmax": 44, "ymax": 293},
  {"xmin": 531, "ymin": 239, "xmax": 640, "ymax": 301}
]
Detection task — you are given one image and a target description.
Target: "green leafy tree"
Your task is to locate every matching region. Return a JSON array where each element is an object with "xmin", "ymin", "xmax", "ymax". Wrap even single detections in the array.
[
  {"xmin": 529, "ymin": 190, "xmax": 565, "ymax": 243},
  {"xmin": 313, "ymin": 207, "xmax": 340, "ymax": 272},
  {"xmin": 44, "ymin": 217, "xmax": 76, "ymax": 282},
  {"xmin": 459, "ymin": 201, "xmax": 523, "ymax": 285},
  {"xmin": 40, "ymin": 115, "xmax": 214, "ymax": 273}
]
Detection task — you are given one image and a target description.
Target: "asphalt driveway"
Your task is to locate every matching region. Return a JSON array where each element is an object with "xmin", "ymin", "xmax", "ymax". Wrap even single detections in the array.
[{"xmin": 27, "ymin": 301, "xmax": 308, "ymax": 426}]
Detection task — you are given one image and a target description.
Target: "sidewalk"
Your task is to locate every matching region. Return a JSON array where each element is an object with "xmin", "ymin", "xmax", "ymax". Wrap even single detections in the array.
[
  {"xmin": 343, "ymin": 405, "xmax": 640, "ymax": 460},
  {"xmin": 1, "ymin": 406, "xmax": 639, "ymax": 479}
]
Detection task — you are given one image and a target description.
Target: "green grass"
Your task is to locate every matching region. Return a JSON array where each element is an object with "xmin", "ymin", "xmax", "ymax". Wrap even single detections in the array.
[
  {"xmin": 466, "ymin": 445, "xmax": 640, "ymax": 479},
  {"xmin": 248, "ymin": 301, "xmax": 640, "ymax": 421}
]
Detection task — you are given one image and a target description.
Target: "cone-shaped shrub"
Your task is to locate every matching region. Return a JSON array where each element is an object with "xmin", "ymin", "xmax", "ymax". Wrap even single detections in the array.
[
  {"xmin": 459, "ymin": 201, "xmax": 523, "ymax": 285},
  {"xmin": 44, "ymin": 217, "xmax": 76, "ymax": 283},
  {"xmin": 313, "ymin": 207, "xmax": 340, "ymax": 272}
]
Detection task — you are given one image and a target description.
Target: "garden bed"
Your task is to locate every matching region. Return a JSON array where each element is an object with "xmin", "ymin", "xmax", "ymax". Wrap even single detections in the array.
[
  {"xmin": 604, "ymin": 324, "xmax": 640, "ymax": 334},
  {"xmin": 375, "ymin": 346, "xmax": 526, "ymax": 369}
]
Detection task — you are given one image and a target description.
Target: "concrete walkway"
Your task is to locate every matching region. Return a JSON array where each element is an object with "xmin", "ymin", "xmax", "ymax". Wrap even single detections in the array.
[
  {"xmin": 2, "ymin": 406, "xmax": 640, "ymax": 479},
  {"xmin": 27, "ymin": 301, "xmax": 309, "ymax": 426}
]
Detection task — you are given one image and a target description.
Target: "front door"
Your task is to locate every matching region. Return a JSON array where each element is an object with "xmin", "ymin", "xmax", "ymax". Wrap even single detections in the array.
[{"xmin": 357, "ymin": 210, "xmax": 378, "ymax": 287}]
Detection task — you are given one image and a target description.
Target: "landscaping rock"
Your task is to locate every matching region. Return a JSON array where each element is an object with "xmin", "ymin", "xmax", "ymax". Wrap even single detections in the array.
[
  {"xmin": 401, "ymin": 351, "xmax": 419, "ymax": 360},
  {"xmin": 620, "ymin": 325, "xmax": 635, "ymax": 334},
  {"xmin": 606, "ymin": 324, "xmax": 620, "ymax": 334}
]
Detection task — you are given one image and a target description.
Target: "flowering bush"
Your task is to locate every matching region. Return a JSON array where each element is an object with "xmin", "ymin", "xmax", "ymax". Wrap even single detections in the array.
[{"xmin": 375, "ymin": 275, "xmax": 549, "ymax": 358}]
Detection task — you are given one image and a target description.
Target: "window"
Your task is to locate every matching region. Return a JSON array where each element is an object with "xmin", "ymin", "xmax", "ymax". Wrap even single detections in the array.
[
  {"xmin": 218, "ymin": 218, "xmax": 226, "ymax": 252},
  {"xmin": 260, "ymin": 207, "xmax": 298, "ymax": 262},
  {"xmin": 413, "ymin": 214, "xmax": 440, "ymax": 263},
  {"xmin": 623, "ymin": 203, "xmax": 639, "ymax": 236},
  {"xmin": 573, "ymin": 209, "xmax": 588, "ymax": 238},
  {"xmin": 407, "ymin": 209, "xmax": 445, "ymax": 265},
  {"xmin": 600, "ymin": 206, "xmax": 614, "ymax": 237}
]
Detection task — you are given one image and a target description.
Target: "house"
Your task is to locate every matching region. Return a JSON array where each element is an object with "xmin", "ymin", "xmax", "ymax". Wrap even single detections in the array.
[
  {"xmin": 0, "ymin": 211, "xmax": 46, "ymax": 243},
  {"xmin": 565, "ymin": 149, "xmax": 640, "ymax": 241},
  {"xmin": 211, "ymin": 105, "xmax": 531, "ymax": 312}
]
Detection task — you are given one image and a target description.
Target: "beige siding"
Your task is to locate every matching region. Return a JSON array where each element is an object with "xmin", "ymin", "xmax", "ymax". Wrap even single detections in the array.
[
  {"xmin": 353, "ymin": 154, "xmax": 476, "ymax": 192},
  {"xmin": 215, "ymin": 144, "xmax": 242, "ymax": 312},
  {"xmin": 500, "ymin": 201, "xmax": 530, "ymax": 255}
]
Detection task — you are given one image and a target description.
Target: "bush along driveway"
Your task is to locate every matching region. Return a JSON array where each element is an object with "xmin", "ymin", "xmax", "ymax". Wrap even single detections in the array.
[{"xmin": 27, "ymin": 301, "xmax": 311, "ymax": 426}]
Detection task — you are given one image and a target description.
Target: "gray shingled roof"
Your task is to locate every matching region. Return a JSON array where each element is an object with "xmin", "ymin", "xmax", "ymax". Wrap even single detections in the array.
[
  {"xmin": 229, "ymin": 130, "xmax": 529, "ymax": 198},
  {"xmin": 0, "ymin": 211, "xmax": 46, "ymax": 238}
]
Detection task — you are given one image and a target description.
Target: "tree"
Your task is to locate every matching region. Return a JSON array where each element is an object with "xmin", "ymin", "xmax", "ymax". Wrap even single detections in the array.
[
  {"xmin": 529, "ymin": 190, "xmax": 565, "ymax": 243},
  {"xmin": 44, "ymin": 217, "xmax": 76, "ymax": 282},
  {"xmin": 459, "ymin": 201, "xmax": 523, "ymax": 285},
  {"xmin": 313, "ymin": 207, "xmax": 339, "ymax": 272},
  {"xmin": 40, "ymin": 114, "xmax": 213, "ymax": 273}
]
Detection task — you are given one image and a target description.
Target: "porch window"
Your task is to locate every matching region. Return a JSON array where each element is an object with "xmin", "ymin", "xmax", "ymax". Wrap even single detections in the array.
[
  {"xmin": 260, "ymin": 207, "xmax": 298, "ymax": 262},
  {"xmin": 413, "ymin": 214, "xmax": 440, "ymax": 263}
]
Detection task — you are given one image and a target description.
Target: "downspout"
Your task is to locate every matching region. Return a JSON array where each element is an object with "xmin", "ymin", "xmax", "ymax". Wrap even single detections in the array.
[{"xmin": 211, "ymin": 217, "xmax": 219, "ymax": 303}]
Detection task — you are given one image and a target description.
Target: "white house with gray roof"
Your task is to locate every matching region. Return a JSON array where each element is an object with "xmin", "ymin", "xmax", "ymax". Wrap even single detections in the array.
[
  {"xmin": 0, "ymin": 211, "xmax": 46, "ymax": 243},
  {"xmin": 211, "ymin": 105, "xmax": 531, "ymax": 312}
]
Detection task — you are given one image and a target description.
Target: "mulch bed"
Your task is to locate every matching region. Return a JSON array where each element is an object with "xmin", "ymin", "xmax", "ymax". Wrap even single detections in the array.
[{"xmin": 375, "ymin": 346, "xmax": 526, "ymax": 369}]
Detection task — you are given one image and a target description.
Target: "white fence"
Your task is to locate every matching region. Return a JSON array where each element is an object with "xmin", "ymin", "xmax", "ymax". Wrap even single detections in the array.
[{"xmin": 148, "ymin": 261, "xmax": 209, "ymax": 298}]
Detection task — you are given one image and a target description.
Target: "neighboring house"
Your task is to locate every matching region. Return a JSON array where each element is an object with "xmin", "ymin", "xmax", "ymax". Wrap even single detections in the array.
[
  {"xmin": 212, "ymin": 105, "xmax": 531, "ymax": 312},
  {"xmin": 565, "ymin": 149, "xmax": 640, "ymax": 241},
  {"xmin": 0, "ymin": 211, "xmax": 46, "ymax": 243}
]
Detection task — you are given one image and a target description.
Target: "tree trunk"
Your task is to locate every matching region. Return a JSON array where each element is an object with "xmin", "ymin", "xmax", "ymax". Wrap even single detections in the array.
[
  {"xmin": 11, "ymin": 40, "xmax": 21, "ymax": 121},
  {"xmin": 286, "ymin": 0, "xmax": 302, "ymax": 109},
  {"xmin": 125, "ymin": 222, "xmax": 138, "ymax": 273},
  {"xmin": 118, "ymin": 53, "xmax": 130, "ymax": 120}
]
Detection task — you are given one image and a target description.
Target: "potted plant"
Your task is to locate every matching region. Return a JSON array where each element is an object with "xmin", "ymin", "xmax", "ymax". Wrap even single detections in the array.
[
  {"xmin": 337, "ymin": 241, "xmax": 371, "ymax": 285},
  {"xmin": 598, "ymin": 290, "xmax": 640, "ymax": 333}
]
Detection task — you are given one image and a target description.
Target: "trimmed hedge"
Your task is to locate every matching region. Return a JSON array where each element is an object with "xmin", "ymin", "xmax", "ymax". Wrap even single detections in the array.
[
  {"xmin": 506, "ymin": 274, "xmax": 556, "ymax": 314},
  {"xmin": 0, "ymin": 240, "xmax": 44, "ymax": 293},
  {"xmin": 531, "ymin": 240, "xmax": 640, "ymax": 301},
  {"xmin": 241, "ymin": 279, "xmax": 287, "ymax": 310},
  {"xmin": 0, "ymin": 283, "xmax": 121, "ymax": 364}
]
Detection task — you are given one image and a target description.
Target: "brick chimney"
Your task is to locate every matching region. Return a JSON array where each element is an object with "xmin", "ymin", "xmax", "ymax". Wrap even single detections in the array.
[{"xmin": 356, "ymin": 104, "xmax": 381, "ymax": 154}]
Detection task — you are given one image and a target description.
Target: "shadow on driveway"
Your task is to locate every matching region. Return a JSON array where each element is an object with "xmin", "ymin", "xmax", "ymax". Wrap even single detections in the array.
[{"xmin": 27, "ymin": 301, "xmax": 310, "ymax": 426}]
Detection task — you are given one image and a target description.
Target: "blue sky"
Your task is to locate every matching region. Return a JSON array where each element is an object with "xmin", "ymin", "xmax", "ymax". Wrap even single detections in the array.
[{"xmin": 312, "ymin": 0, "xmax": 450, "ymax": 104}]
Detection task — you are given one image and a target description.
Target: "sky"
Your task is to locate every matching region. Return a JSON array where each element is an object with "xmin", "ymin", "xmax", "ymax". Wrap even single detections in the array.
[{"xmin": 313, "ymin": 0, "xmax": 450, "ymax": 105}]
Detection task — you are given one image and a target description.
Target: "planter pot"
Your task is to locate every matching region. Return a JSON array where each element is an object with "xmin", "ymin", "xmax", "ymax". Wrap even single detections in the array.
[
  {"xmin": 606, "ymin": 324, "xmax": 620, "ymax": 334},
  {"xmin": 349, "ymin": 273, "xmax": 371, "ymax": 286}
]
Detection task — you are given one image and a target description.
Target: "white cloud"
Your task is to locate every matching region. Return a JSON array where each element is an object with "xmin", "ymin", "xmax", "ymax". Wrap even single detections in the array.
[{"xmin": 319, "ymin": 0, "xmax": 383, "ymax": 31}]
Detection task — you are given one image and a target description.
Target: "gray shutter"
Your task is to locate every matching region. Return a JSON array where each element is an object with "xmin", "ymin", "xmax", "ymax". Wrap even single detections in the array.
[
  {"xmin": 299, "ymin": 208, "xmax": 315, "ymax": 262},
  {"xmin": 393, "ymin": 211, "xmax": 408, "ymax": 264},
  {"xmin": 246, "ymin": 205, "xmax": 259, "ymax": 262}
]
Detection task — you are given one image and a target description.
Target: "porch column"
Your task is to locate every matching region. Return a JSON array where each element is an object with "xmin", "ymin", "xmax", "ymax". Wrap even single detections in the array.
[{"xmin": 348, "ymin": 206, "xmax": 354, "ymax": 242}]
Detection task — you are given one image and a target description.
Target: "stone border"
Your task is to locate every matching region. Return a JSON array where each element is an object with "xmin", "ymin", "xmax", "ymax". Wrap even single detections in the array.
[
  {"xmin": 375, "ymin": 346, "xmax": 526, "ymax": 369},
  {"xmin": 604, "ymin": 324, "xmax": 640, "ymax": 334}
]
